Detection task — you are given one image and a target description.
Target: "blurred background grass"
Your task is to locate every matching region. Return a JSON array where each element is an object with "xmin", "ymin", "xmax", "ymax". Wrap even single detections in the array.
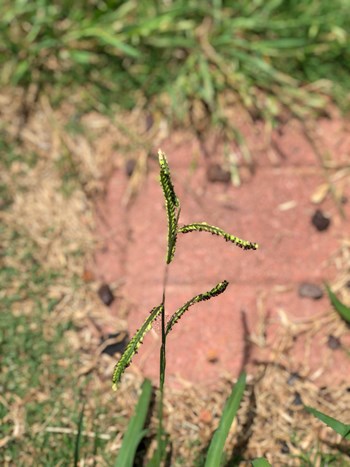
[
  {"xmin": 1, "ymin": 1, "xmax": 350, "ymax": 465},
  {"xmin": 1, "ymin": 0, "xmax": 350, "ymax": 124}
]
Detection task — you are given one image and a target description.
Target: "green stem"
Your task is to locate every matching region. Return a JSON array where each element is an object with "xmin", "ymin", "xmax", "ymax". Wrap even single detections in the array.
[{"xmin": 156, "ymin": 266, "xmax": 169, "ymax": 465}]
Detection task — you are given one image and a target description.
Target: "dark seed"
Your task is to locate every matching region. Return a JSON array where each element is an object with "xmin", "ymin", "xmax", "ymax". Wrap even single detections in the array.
[
  {"xmin": 298, "ymin": 283, "xmax": 324, "ymax": 300},
  {"xmin": 311, "ymin": 209, "xmax": 331, "ymax": 232},
  {"xmin": 98, "ymin": 284, "xmax": 114, "ymax": 306},
  {"xmin": 206, "ymin": 163, "xmax": 230, "ymax": 183},
  {"xmin": 327, "ymin": 334, "xmax": 341, "ymax": 350},
  {"xmin": 279, "ymin": 440, "xmax": 290, "ymax": 454},
  {"xmin": 292, "ymin": 391, "xmax": 303, "ymax": 406},
  {"xmin": 287, "ymin": 372, "xmax": 300, "ymax": 385},
  {"xmin": 125, "ymin": 159, "xmax": 136, "ymax": 177}
]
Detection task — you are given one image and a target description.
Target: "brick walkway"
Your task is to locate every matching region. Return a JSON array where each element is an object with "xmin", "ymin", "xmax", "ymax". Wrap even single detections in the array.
[{"xmin": 95, "ymin": 116, "xmax": 350, "ymax": 388}]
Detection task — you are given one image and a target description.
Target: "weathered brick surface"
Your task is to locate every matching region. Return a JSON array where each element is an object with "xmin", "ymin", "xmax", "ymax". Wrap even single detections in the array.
[{"xmin": 96, "ymin": 117, "xmax": 350, "ymax": 388}]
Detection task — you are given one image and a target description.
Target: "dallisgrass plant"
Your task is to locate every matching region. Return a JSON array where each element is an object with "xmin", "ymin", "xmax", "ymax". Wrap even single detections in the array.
[
  {"xmin": 112, "ymin": 151, "xmax": 258, "ymax": 465},
  {"xmin": 111, "ymin": 153, "xmax": 350, "ymax": 464}
]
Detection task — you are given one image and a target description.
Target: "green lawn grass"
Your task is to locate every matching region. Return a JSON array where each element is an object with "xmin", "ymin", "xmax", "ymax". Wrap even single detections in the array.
[
  {"xmin": 0, "ymin": 143, "xmax": 126, "ymax": 465},
  {"xmin": 1, "ymin": 0, "xmax": 350, "ymax": 124}
]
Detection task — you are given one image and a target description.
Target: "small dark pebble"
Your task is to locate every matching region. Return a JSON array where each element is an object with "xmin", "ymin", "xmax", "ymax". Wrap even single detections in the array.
[
  {"xmin": 279, "ymin": 440, "xmax": 290, "ymax": 454},
  {"xmin": 311, "ymin": 209, "xmax": 331, "ymax": 232},
  {"xmin": 327, "ymin": 334, "xmax": 341, "ymax": 350},
  {"xmin": 98, "ymin": 283, "xmax": 114, "ymax": 306},
  {"xmin": 298, "ymin": 283, "xmax": 324, "ymax": 300},
  {"xmin": 318, "ymin": 386, "xmax": 334, "ymax": 403},
  {"xmin": 125, "ymin": 159, "xmax": 137, "ymax": 177},
  {"xmin": 206, "ymin": 163, "xmax": 231, "ymax": 183},
  {"xmin": 100, "ymin": 332, "xmax": 128, "ymax": 356},
  {"xmin": 287, "ymin": 372, "xmax": 301, "ymax": 385},
  {"xmin": 292, "ymin": 391, "xmax": 303, "ymax": 406}
]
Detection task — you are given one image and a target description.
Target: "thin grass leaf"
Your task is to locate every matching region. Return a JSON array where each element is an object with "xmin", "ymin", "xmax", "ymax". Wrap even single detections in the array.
[
  {"xmin": 166, "ymin": 281, "xmax": 228, "ymax": 336},
  {"xmin": 73, "ymin": 403, "xmax": 85, "ymax": 467},
  {"xmin": 205, "ymin": 372, "xmax": 246, "ymax": 467},
  {"xmin": 124, "ymin": 11, "xmax": 187, "ymax": 37},
  {"xmin": 68, "ymin": 50, "xmax": 97, "ymax": 65},
  {"xmin": 199, "ymin": 55, "xmax": 214, "ymax": 108},
  {"xmin": 228, "ymin": 127, "xmax": 252, "ymax": 165},
  {"xmin": 305, "ymin": 406, "xmax": 350, "ymax": 440},
  {"xmin": 146, "ymin": 35, "xmax": 195, "ymax": 48},
  {"xmin": 252, "ymin": 458, "xmax": 272, "ymax": 467},
  {"xmin": 112, "ymin": 304, "xmax": 163, "ymax": 390},
  {"xmin": 325, "ymin": 283, "xmax": 350, "ymax": 324},
  {"xmin": 158, "ymin": 150, "xmax": 180, "ymax": 264},
  {"xmin": 115, "ymin": 379, "xmax": 153, "ymax": 467},
  {"xmin": 178, "ymin": 222, "xmax": 258, "ymax": 251},
  {"xmin": 65, "ymin": 27, "xmax": 140, "ymax": 58},
  {"xmin": 12, "ymin": 61, "xmax": 29, "ymax": 84}
]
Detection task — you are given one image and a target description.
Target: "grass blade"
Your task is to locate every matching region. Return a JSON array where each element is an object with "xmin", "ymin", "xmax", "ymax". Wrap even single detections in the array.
[
  {"xmin": 115, "ymin": 379, "xmax": 153, "ymax": 467},
  {"xmin": 199, "ymin": 55, "xmax": 214, "ymax": 108},
  {"xmin": 305, "ymin": 406, "xmax": 350, "ymax": 440},
  {"xmin": 112, "ymin": 304, "xmax": 163, "ymax": 390},
  {"xmin": 252, "ymin": 457, "xmax": 271, "ymax": 467},
  {"xmin": 65, "ymin": 27, "xmax": 140, "ymax": 58},
  {"xmin": 73, "ymin": 403, "xmax": 85, "ymax": 467},
  {"xmin": 325, "ymin": 283, "xmax": 350, "ymax": 323},
  {"xmin": 252, "ymin": 458, "xmax": 272, "ymax": 467},
  {"xmin": 205, "ymin": 372, "xmax": 246, "ymax": 467}
]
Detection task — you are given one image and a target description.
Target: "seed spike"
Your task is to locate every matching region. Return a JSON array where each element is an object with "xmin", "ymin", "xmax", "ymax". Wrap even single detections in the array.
[
  {"xmin": 166, "ymin": 281, "xmax": 229, "ymax": 336},
  {"xmin": 158, "ymin": 150, "xmax": 180, "ymax": 263},
  {"xmin": 178, "ymin": 222, "xmax": 258, "ymax": 250},
  {"xmin": 112, "ymin": 304, "xmax": 163, "ymax": 390}
]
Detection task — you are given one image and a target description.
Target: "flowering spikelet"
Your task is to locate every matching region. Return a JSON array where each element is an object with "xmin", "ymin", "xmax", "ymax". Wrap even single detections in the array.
[
  {"xmin": 166, "ymin": 281, "xmax": 229, "ymax": 336},
  {"xmin": 178, "ymin": 222, "xmax": 258, "ymax": 250},
  {"xmin": 112, "ymin": 304, "xmax": 163, "ymax": 390},
  {"xmin": 158, "ymin": 150, "xmax": 180, "ymax": 264}
]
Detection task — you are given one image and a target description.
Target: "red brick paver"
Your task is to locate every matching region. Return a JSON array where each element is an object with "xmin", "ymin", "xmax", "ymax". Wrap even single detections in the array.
[{"xmin": 95, "ymin": 116, "xmax": 350, "ymax": 388}]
